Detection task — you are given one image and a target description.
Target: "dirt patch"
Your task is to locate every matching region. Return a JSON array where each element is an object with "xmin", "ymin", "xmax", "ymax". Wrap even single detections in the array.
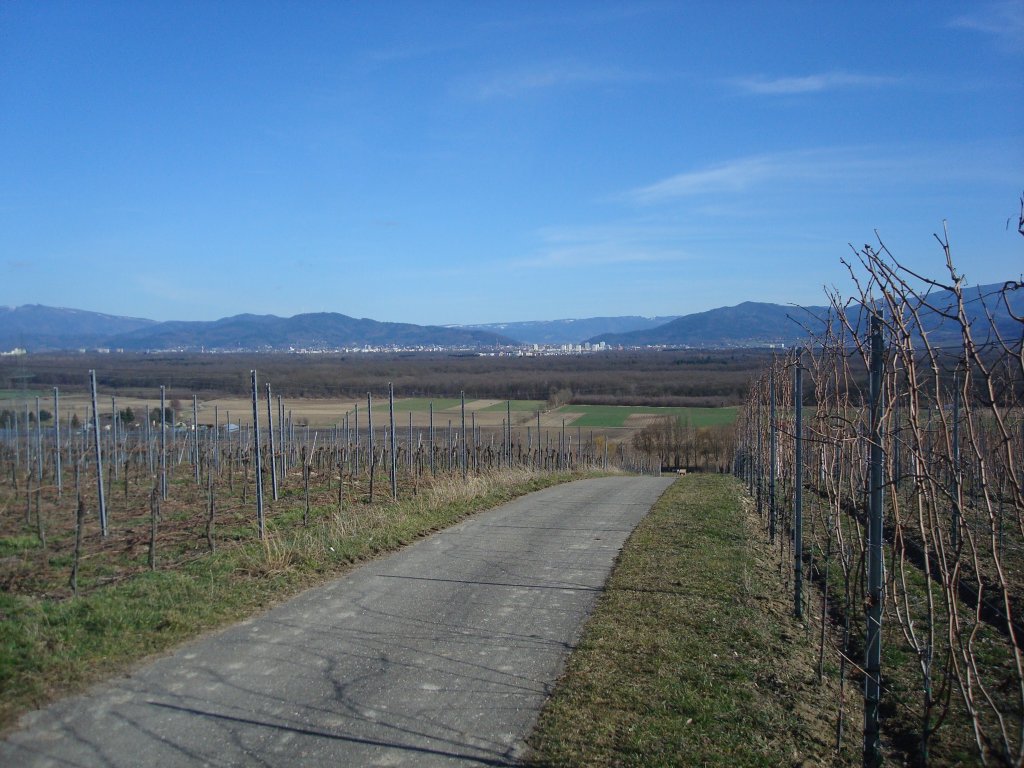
[
  {"xmin": 623, "ymin": 413, "xmax": 665, "ymax": 428},
  {"xmin": 461, "ymin": 399, "xmax": 500, "ymax": 411}
]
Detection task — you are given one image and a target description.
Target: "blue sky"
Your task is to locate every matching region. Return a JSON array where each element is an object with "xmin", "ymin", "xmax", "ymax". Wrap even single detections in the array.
[{"xmin": 1, "ymin": 1, "xmax": 1021, "ymax": 324}]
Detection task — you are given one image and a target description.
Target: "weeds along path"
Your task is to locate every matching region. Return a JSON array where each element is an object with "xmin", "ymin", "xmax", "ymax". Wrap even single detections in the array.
[{"xmin": 1, "ymin": 475, "xmax": 673, "ymax": 767}]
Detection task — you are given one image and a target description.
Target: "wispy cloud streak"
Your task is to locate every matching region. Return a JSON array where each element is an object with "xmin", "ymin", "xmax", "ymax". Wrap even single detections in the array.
[
  {"xmin": 731, "ymin": 71, "xmax": 900, "ymax": 95},
  {"xmin": 512, "ymin": 224, "xmax": 690, "ymax": 269},
  {"xmin": 480, "ymin": 3, "xmax": 676, "ymax": 32},
  {"xmin": 466, "ymin": 63, "xmax": 649, "ymax": 99},
  {"xmin": 627, "ymin": 142, "xmax": 1019, "ymax": 205},
  {"xmin": 626, "ymin": 149, "xmax": 903, "ymax": 203},
  {"xmin": 949, "ymin": 1, "xmax": 1024, "ymax": 53}
]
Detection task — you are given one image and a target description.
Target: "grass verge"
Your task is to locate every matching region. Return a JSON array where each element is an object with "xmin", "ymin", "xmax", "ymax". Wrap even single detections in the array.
[
  {"xmin": 0, "ymin": 467, "xmax": 586, "ymax": 734},
  {"xmin": 527, "ymin": 473, "xmax": 854, "ymax": 767}
]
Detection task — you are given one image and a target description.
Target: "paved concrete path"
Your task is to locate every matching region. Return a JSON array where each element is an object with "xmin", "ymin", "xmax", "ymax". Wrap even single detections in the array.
[{"xmin": 2, "ymin": 476, "xmax": 674, "ymax": 767}]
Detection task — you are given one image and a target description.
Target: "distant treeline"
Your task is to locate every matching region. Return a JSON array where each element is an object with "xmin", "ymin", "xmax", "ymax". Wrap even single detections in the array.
[{"xmin": 0, "ymin": 350, "xmax": 775, "ymax": 405}]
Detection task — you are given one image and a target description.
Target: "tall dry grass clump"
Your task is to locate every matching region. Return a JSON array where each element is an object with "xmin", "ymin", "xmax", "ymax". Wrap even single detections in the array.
[{"xmin": 244, "ymin": 466, "xmax": 579, "ymax": 580}]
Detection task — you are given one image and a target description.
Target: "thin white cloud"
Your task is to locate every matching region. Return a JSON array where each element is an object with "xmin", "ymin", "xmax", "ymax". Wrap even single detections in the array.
[
  {"xmin": 514, "ymin": 244, "xmax": 682, "ymax": 269},
  {"xmin": 486, "ymin": 3, "xmax": 674, "ymax": 29},
  {"xmin": 630, "ymin": 156, "xmax": 779, "ymax": 200},
  {"xmin": 950, "ymin": 1, "xmax": 1024, "ymax": 53},
  {"xmin": 466, "ymin": 63, "xmax": 647, "ymax": 99},
  {"xmin": 626, "ymin": 149, "xmax": 900, "ymax": 204},
  {"xmin": 627, "ymin": 142, "xmax": 1021, "ymax": 205},
  {"xmin": 731, "ymin": 71, "xmax": 901, "ymax": 95},
  {"xmin": 365, "ymin": 40, "xmax": 473, "ymax": 65},
  {"xmin": 537, "ymin": 222, "xmax": 692, "ymax": 244},
  {"xmin": 511, "ymin": 224, "xmax": 692, "ymax": 269}
]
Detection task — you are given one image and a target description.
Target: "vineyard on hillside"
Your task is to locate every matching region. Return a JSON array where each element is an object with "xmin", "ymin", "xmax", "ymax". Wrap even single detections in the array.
[
  {"xmin": 0, "ymin": 382, "xmax": 665, "ymax": 605},
  {"xmin": 734, "ymin": 233, "xmax": 1023, "ymax": 766}
]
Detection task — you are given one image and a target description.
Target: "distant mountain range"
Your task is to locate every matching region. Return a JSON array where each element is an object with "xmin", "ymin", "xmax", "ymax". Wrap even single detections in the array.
[
  {"xmin": 587, "ymin": 283, "xmax": 1022, "ymax": 347},
  {"xmin": 0, "ymin": 305, "xmax": 159, "ymax": 351},
  {"xmin": 1, "ymin": 283, "xmax": 1019, "ymax": 353},
  {"xmin": 0, "ymin": 307, "xmax": 512, "ymax": 352},
  {"xmin": 454, "ymin": 316, "xmax": 680, "ymax": 345},
  {"xmin": 587, "ymin": 302, "xmax": 829, "ymax": 347}
]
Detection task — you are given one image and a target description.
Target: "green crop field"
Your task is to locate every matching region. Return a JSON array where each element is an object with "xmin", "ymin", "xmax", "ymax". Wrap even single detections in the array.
[
  {"xmin": 554, "ymin": 404, "xmax": 738, "ymax": 428},
  {"xmin": 480, "ymin": 400, "xmax": 547, "ymax": 412},
  {"xmin": 369, "ymin": 397, "xmax": 463, "ymax": 413},
  {"xmin": 364, "ymin": 400, "xmax": 738, "ymax": 428},
  {"xmin": 0, "ymin": 390, "xmax": 46, "ymax": 401}
]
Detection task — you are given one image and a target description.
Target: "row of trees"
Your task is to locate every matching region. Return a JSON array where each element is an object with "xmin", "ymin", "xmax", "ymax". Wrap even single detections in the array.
[
  {"xmin": 0, "ymin": 408, "xmax": 52, "ymax": 425},
  {"xmin": 0, "ymin": 406, "xmax": 179, "ymax": 430},
  {"xmin": 631, "ymin": 416, "xmax": 733, "ymax": 471}
]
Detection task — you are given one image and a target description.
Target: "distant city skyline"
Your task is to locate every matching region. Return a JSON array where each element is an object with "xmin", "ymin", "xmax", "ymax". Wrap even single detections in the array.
[{"xmin": 2, "ymin": 2, "xmax": 1021, "ymax": 325}]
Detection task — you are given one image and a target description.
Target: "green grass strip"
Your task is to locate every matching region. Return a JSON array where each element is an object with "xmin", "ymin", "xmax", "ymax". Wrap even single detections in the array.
[
  {"xmin": 554, "ymin": 405, "xmax": 738, "ymax": 428},
  {"xmin": 0, "ymin": 390, "xmax": 47, "ymax": 401},
  {"xmin": 478, "ymin": 399, "xmax": 547, "ymax": 412},
  {"xmin": 527, "ymin": 474, "xmax": 846, "ymax": 766}
]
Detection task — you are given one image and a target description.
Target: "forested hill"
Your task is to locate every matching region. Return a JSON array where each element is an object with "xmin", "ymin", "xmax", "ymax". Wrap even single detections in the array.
[
  {"xmin": 0, "ymin": 305, "xmax": 157, "ymax": 351},
  {"xmin": 0, "ymin": 308, "xmax": 511, "ymax": 352},
  {"xmin": 454, "ymin": 316, "xmax": 680, "ymax": 345},
  {"xmin": 589, "ymin": 283, "xmax": 1022, "ymax": 347},
  {"xmin": 587, "ymin": 302, "xmax": 830, "ymax": 347},
  {"xmin": 105, "ymin": 313, "xmax": 512, "ymax": 351},
  {"xmin": 3, "ymin": 283, "xmax": 1018, "ymax": 352}
]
